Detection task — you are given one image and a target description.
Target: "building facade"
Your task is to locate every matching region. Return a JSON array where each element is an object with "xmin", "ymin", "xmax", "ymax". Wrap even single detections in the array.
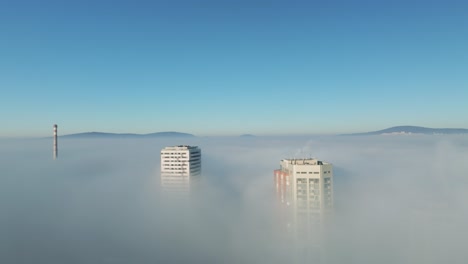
[
  {"xmin": 160, "ymin": 145, "xmax": 201, "ymax": 194},
  {"xmin": 275, "ymin": 158, "xmax": 333, "ymax": 217},
  {"xmin": 274, "ymin": 158, "xmax": 334, "ymax": 263}
]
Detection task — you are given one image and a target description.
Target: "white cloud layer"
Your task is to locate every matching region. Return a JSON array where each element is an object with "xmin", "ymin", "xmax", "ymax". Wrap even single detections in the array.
[{"xmin": 0, "ymin": 135, "xmax": 467, "ymax": 263}]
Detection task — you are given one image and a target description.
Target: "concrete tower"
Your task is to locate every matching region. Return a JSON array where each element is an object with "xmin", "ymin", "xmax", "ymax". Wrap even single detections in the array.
[
  {"xmin": 160, "ymin": 145, "xmax": 201, "ymax": 195},
  {"xmin": 274, "ymin": 158, "xmax": 334, "ymax": 263},
  {"xmin": 53, "ymin": 124, "xmax": 58, "ymax": 160}
]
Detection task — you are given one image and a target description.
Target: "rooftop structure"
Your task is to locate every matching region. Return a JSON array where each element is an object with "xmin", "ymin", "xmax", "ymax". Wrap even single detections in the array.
[{"xmin": 162, "ymin": 145, "xmax": 200, "ymax": 151}]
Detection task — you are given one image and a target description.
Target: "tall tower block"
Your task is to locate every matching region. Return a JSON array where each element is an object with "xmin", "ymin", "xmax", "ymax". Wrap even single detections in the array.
[
  {"xmin": 160, "ymin": 145, "xmax": 201, "ymax": 196},
  {"xmin": 53, "ymin": 124, "xmax": 58, "ymax": 160},
  {"xmin": 274, "ymin": 158, "xmax": 334, "ymax": 263}
]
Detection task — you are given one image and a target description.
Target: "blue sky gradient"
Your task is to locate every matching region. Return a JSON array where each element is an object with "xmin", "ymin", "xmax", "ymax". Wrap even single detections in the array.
[{"xmin": 1, "ymin": 0, "xmax": 467, "ymax": 136}]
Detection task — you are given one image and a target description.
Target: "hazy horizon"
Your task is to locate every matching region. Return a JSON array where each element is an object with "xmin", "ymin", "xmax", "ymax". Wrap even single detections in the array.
[{"xmin": 4, "ymin": 124, "xmax": 468, "ymax": 139}]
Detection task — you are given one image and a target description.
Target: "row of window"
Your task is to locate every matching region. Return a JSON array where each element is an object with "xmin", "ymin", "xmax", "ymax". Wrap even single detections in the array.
[
  {"xmin": 297, "ymin": 184, "xmax": 319, "ymax": 190},
  {"xmin": 296, "ymin": 171, "xmax": 320, "ymax": 174},
  {"xmin": 161, "ymin": 153, "xmax": 201, "ymax": 157},
  {"xmin": 297, "ymin": 179, "xmax": 320, "ymax": 183},
  {"xmin": 162, "ymin": 152, "xmax": 196, "ymax": 155},
  {"xmin": 297, "ymin": 190, "xmax": 321, "ymax": 196},
  {"xmin": 162, "ymin": 160, "xmax": 201, "ymax": 163},
  {"xmin": 162, "ymin": 157, "xmax": 200, "ymax": 160},
  {"xmin": 296, "ymin": 171, "xmax": 331, "ymax": 175},
  {"xmin": 165, "ymin": 164, "xmax": 193, "ymax": 168}
]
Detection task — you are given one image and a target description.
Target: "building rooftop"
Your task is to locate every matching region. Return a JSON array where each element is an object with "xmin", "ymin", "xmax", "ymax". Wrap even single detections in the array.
[
  {"xmin": 162, "ymin": 145, "xmax": 199, "ymax": 151},
  {"xmin": 281, "ymin": 158, "xmax": 329, "ymax": 165}
]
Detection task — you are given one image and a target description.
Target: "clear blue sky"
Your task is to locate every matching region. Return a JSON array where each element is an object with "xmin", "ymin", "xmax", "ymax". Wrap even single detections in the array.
[{"xmin": 1, "ymin": 0, "xmax": 467, "ymax": 137}]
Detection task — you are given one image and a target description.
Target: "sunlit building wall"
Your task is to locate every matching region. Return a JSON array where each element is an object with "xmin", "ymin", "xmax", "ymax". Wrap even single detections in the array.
[
  {"xmin": 274, "ymin": 158, "xmax": 334, "ymax": 263},
  {"xmin": 160, "ymin": 145, "xmax": 201, "ymax": 195},
  {"xmin": 276, "ymin": 159, "xmax": 334, "ymax": 220}
]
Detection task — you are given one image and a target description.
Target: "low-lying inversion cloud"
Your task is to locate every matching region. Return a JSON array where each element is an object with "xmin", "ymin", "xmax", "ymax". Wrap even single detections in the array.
[{"xmin": 0, "ymin": 135, "xmax": 467, "ymax": 263}]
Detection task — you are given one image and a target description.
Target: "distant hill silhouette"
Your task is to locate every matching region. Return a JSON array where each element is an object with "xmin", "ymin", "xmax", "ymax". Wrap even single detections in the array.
[
  {"xmin": 239, "ymin": 134, "xmax": 256, "ymax": 137},
  {"xmin": 61, "ymin": 131, "xmax": 195, "ymax": 138},
  {"xmin": 342, "ymin": 126, "xmax": 468, "ymax": 136}
]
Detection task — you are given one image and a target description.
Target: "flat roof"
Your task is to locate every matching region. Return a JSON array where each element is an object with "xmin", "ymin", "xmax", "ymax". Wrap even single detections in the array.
[
  {"xmin": 161, "ymin": 145, "xmax": 199, "ymax": 150},
  {"xmin": 281, "ymin": 158, "xmax": 330, "ymax": 165}
]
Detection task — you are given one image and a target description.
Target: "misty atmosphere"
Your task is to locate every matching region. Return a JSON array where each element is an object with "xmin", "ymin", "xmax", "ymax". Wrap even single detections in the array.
[{"xmin": 1, "ymin": 135, "xmax": 467, "ymax": 263}]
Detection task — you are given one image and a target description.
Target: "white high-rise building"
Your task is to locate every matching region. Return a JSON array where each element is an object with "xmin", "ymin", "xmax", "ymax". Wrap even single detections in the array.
[
  {"xmin": 274, "ymin": 158, "xmax": 333, "ymax": 263},
  {"xmin": 275, "ymin": 158, "xmax": 333, "ymax": 213},
  {"xmin": 160, "ymin": 145, "xmax": 201, "ymax": 194}
]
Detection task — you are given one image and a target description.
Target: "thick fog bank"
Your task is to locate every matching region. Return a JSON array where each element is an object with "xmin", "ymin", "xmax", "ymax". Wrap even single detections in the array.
[{"xmin": 1, "ymin": 136, "xmax": 467, "ymax": 263}]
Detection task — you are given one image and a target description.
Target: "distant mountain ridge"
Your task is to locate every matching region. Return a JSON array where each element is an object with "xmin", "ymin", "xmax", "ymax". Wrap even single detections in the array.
[
  {"xmin": 61, "ymin": 131, "xmax": 195, "ymax": 138},
  {"xmin": 343, "ymin": 126, "xmax": 468, "ymax": 136}
]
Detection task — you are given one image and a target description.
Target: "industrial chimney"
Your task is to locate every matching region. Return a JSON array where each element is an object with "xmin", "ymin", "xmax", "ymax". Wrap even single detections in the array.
[{"xmin": 53, "ymin": 124, "xmax": 58, "ymax": 160}]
